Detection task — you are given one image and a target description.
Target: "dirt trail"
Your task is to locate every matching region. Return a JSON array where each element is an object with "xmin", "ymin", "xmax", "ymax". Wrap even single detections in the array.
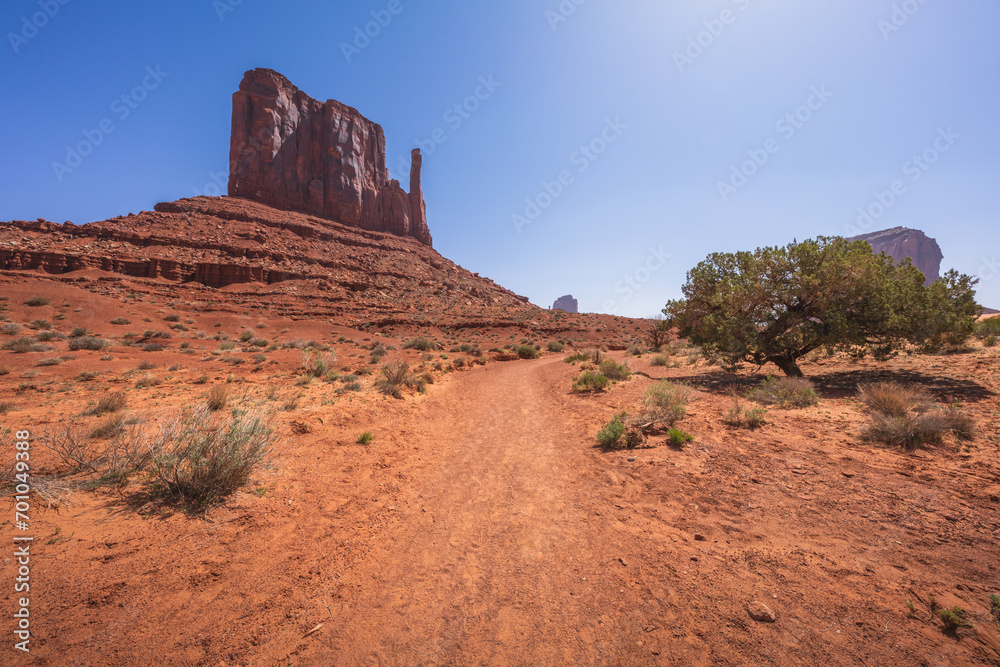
[{"xmin": 299, "ymin": 357, "xmax": 656, "ymax": 665}]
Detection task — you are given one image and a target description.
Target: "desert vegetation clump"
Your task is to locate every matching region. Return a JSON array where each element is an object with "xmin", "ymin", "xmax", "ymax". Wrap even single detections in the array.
[
  {"xmin": 205, "ymin": 385, "xmax": 229, "ymax": 411},
  {"xmin": 68, "ymin": 336, "xmax": 111, "ymax": 351},
  {"xmin": 745, "ymin": 376, "xmax": 818, "ymax": 408},
  {"xmin": 1, "ymin": 322, "xmax": 21, "ymax": 335},
  {"xmin": 637, "ymin": 380, "xmax": 691, "ymax": 430},
  {"xmin": 724, "ymin": 393, "xmax": 767, "ymax": 429},
  {"xmin": 572, "ymin": 371, "xmax": 610, "ymax": 393},
  {"xmin": 975, "ymin": 316, "xmax": 1000, "ymax": 338},
  {"xmin": 357, "ymin": 431, "xmax": 375, "ymax": 445},
  {"xmin": 664, "ymin": 236, "xmax": 980, "ymax": 376},
  {"xmin": 515, "ymin": 344, "xmax": 540, "ymax": 359},
  {"xmin": 144, "ymin": 407, "xmax": 277, "ymax": 509},
  {"xmin": 300, "ymin": 350, "xmax": 337, "ymax": 380},
  {"xmin": 403, "ymin": 337, "xmax": 438, "ymax": 352},
  {"xmin": 598, "ymin": 359, "xmax": 631, "ymax": 381},
  {"xmin": 25, "ymin": 296, "xmax": 51, "ymax": 307},
  {"xmin": 858, "ymin": 382, "xmax": 975, "ymax": 450},
  {"xmin": 376, "ymin": 360, "xmax": 417, "ymax": 398},
  {"xmin": 83, "ymin": 392, "xmax": 127, "ymax": 416},
  {"xmin": 547, "ymin": 340, "xmax": 565, "ymax": 353}
]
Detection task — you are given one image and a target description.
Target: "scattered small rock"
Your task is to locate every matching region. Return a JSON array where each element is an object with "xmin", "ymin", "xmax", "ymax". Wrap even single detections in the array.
[
  {"xmin": 619, "ymin": 557, "xmax": 628, "ymax": 567},
  {"xmin": 694, "ymin": 533, "xmax": 707, "ymax": 541},
  {"xmin": 990, "ymin": 495, "xmax": 999, "ymax": 503},
  {"xmin": 690, "ymin": 556, "xmax": 699, "ymax": 562},
  {"xmin": 841, "ymin": 471, "xmax": 856, "ymax": 478},
  {"xmin": 643, "ymin": 625, "xmax": 657, "ymax": 633},
  {"xmin": 627, "ymin": 457, "xmax": 636, "ymax": 462},
  {"xmin": 751, "ymin": 477, "xmax": 762, "ymax": 484},
  {"xmin": 747, "ymin": 601, "xmax": 777, "ymax": 623}
]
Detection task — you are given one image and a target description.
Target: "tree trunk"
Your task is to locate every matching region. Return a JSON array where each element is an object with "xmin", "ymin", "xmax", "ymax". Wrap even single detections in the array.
[{"xmin": 770, "ymin": 355, "xmax": 804, "ymax": 377}]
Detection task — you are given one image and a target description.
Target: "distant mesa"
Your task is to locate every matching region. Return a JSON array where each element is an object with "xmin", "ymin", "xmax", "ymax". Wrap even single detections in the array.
[
  {"xmin": 229, "ymin": 68, "xmax": 431, "ymax": 246},
  {"xmin": 552, "ymin": 295, "xmax": 578, "ymax": 313},
  {"xmin": 847, "ymin": 226, "xmax": 942, "ymax": 286}
]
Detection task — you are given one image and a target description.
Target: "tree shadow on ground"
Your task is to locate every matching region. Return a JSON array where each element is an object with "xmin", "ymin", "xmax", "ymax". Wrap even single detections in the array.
[
  {"xmin": 654, "ymin": 368, "xmax": 994, "ymax": 404},
  {"xmin": 808, "ymin": 369, "xmax": 995, "ymax": 402}
]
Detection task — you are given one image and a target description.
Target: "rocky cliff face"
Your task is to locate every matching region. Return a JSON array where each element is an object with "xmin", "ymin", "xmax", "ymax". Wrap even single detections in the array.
[
  {"xmin": 553, "ymin": 295, "xmax": 578, "ymax": 313},
  {"xmin": 847, "ymin": 227, "xmax": 943, "ymax": 285},
  {"xmin": 229, "ymin": 68, "xmax": 431, "ymax": 246}
]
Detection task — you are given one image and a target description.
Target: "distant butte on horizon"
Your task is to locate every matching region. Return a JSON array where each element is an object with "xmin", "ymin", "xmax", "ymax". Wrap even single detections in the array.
[
  {"xmin": 847, "ymin": 226, "xmax": 943, "ymax": 286},
  {"xmin": 229, "ymin": 68, "xmax": 432, "ymax": 247}
]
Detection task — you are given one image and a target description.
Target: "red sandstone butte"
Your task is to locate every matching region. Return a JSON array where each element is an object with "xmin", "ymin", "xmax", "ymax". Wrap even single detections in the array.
[
  {"xmin": 848, "ymin": 226, "xmax": 943, "ymax": 285},
  {"xmin": 228, "ymin": 68, "xmax": 432, "ymax": 246}
]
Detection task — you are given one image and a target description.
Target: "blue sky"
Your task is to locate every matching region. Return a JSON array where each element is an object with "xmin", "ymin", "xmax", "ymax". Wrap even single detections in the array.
[{"xmin": 2, "ymin": 0, "xmax": 998, "ymax": 315}]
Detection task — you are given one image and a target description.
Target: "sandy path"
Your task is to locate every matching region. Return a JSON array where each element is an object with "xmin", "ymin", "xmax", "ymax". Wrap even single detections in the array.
[{"xmin": 297, "ymin": 357, "xmax": 656, "ymax": 665}]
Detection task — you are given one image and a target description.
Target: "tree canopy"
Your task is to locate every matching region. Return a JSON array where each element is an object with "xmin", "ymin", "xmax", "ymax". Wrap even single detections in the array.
[{"xmin": 663, "ymin": 236, "xmax": 980, "ymax": 376}]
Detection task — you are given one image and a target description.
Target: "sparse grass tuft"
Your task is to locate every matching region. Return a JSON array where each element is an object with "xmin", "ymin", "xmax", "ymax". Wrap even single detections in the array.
[
  {"xmin": 746, "ymin": 376, "xmax": 818, "ymax": 408},
  {"xmin": 110, "ymin": 317, "xmax": 131, "ymax": 325},
  {"xmin": 205, "ymin": 385, "xmax": 229, "ymax": 411},
  {"xmin": 858, "ymin": 382, "xmax": 975, "ymax": 450},
  {"xmin": 83, "ymin": 392, "xmax": 127, "ymax": 416},
  {"xmin": 858, "ymin": 382, "xmax": 931, "ymax": 417},
  {"xmin": 650, "ymin": 354, "xmax": 669, "ymax": 367},
  {"xmin": 135, "ymin": 373, "xmax": 160, "ymax": 388},
  {"xmin": 357, "ymin": 431, "xmax": 375, "ymax": 445},
  {"xmin": 638, "ymin": 381, "xmax": 691, "ymax": 430},
  {"xmin": 938, "ymin": 606, "xmax": 970, "ymax": 631},
  {"xmin": 377, "ymin": 360, "xmax": 415, "ymax": 398},
  {"xmin": 724, "ymin": 394, "xmax": 767, "ymax": 429},
  {"xmin": 596, "ymin": 412, "xmax": 627, "ymax": 449},
  {"xmin": 25, "ymin": 296, "xmax": 51, "ymax": 307},
  {"xmin": 547, "ymin": 340, "xmax": 565, "ymax": 353}
]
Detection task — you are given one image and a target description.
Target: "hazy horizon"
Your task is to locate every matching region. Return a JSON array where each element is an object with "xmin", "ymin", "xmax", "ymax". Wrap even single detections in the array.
[{"xmin": 3, "ymin": 1, "xmax": 998, "ymax": 315}]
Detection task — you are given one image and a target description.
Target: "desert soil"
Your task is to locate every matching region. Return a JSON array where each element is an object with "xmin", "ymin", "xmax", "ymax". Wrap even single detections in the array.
[{"xmin": 1, "ymin": 283, "xmax": 999, "ymax": 665}]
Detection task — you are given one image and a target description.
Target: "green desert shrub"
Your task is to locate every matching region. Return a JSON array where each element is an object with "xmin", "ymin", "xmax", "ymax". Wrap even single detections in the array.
[
  {"xmin": 572, "ymin": 371, "xmax": 609, "ymax": 393},
  {"xmin": 976, "ymin": 317, "xmax": 1000, "ymax": 337},
  {"xmin": 666, "ymin": 427, "xmax": 694, "ymax": 447},
  {"xmin": 24, "ymin": 296, "xmax": 50, "ymax": 307},
  {"xmin": 146, "ymin": 408, "xmax": 276, "ymax": 509},
  {"xmin": 598, "ymin": 359, "xmax": 631, "ymax": 381},
  {"xmin": 547, "ymin": 340, "xmax": 565, "ymax": 353},
  {"xmin": 515, "ymin": 344, "xmax": 540, "ymax": 359},
  {"xmin": 596, "ymin": 412, "xmax": 627, "ymax": 449}
]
